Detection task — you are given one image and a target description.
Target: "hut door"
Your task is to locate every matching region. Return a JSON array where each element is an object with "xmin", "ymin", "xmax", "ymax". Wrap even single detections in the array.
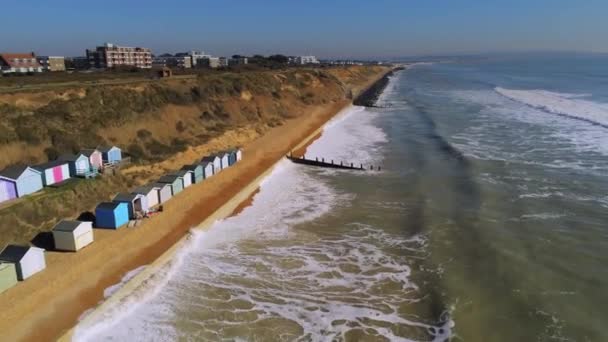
[
  {"xmin": 133, "ymin": 198, "xmax": 142, "ymax": 214},
  {"xmin": 53, "ymin": 166, "xmax": 63, "ymax": 183}
]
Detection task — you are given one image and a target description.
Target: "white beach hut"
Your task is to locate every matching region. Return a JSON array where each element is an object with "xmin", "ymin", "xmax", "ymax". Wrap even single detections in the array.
[
  {"xmin": 132, "ymin": 184, "xmax": 160, "ymax": 208},
  {"xmin": 0, "ymin": 245, "xmax": 46, "ymax": 280},
  {"xmin": 200, "ymin": 161, "xmax": 214, "ymax": 179},
  {"xmin": 217, "ymin": 152, "xmax": 230, "ymax": 170},
  {"xmin": 52, "ymin": 220, "xmax": 94, "ymax": 252},
  {"xmin": 201, "ymin": 156, "xmax": 221, "ymax": 174},
  {"xmin": 151, "ymin": 183, "xmax": 173, "ymax": 204}
]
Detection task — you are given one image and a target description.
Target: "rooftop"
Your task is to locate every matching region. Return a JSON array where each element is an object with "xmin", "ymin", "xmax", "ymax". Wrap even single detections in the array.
[{"xmin": 52, "ymin": 220, "xmax": 86, "ymax": 233}]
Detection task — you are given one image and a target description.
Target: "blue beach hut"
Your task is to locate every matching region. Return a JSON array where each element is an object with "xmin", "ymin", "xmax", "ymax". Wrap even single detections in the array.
[
  {"xmin": 99, "ymin": 146, "xmax": 122, "ymax": 165},
  {"xmin": 95, "ymin": 202, "xmax": 129, "ymax": 229},
  {"xmin": 0, "ymin": 166, "xmax": 44, "ymax": 203},
  {"xmin": 181, "ymin": 164, "xmax": 203, "ymax": 184}
]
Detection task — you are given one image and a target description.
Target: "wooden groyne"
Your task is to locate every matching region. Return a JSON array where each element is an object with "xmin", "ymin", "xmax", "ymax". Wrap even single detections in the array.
[{"xmin": 287, "ymin": 154, "xmax": 380, "ymax": 171}]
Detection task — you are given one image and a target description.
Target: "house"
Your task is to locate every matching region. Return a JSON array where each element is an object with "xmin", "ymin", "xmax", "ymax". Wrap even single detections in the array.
[
  {"xmin": 59, "ymin": 153, "xmax": 95, "ymax": 178},
  {"xmin": 201, "ymin": 155, "xmax": 221, "ymax": 174},
  {"xmin": 158, "ymin": 175, "xmax": 184, "ymax": 195},
  {"xmin": 0, "ymin": 166, "xmax": 43, "ymax": 203},
  {"xmin": 150, "ymin": 183, "xmax": 173, "ymax": 204},
  {"xmin": 113, "ymin": 193, "xmax": 149, "ymax": 219},
  {"xmin": 181, "ymin": 164, "xmax": 203, "ymax": 183},
  {"xmin": 132, "ymin": 185, "xmax": 160, "ymax": 208},
  {"xmin": 32, "ymin": 160, "xmax": 71, "ymax": 186},
  {"xmin": 52, "ymin": 220, "xmax": 94, "ymax": 252},
  {"xmin": 217, "ymin": 152, "xmax": 230, "ymax": 170},
  {"xmin": 0, "ymin": 53, "xmax": 43, "ymax": 74},
  {"xmin": 99, "ymin": 146, "xmax": 122, "ymax": 165},
  {"xmin": 80, "ymin": 149, "xmax": 104, "ymax": 172},
  {"xmin": 0, "ymin": 245, "xmax": 46, "ymax": 281},
  {"xmin": 199, "ymin": 161, "xmax": 214, "ymax": 179},
  {"xmin": 95, "ymin": 202, "xmax": 129, "ymax": 229},
  {"xmin": 169, "ymin": 170, "xmax": 192, "ymax": 189},
  {"xmin": 0, "ymin": 262, "xmax": 18, "ymax": 294}
]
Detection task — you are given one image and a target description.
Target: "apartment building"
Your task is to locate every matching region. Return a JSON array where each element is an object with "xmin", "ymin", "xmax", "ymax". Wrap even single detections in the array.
[
  {"xmin": 37, "ymin": 56, "xmax": 66, "ymax": 72},
  {"xmin": 86, "ymin": 43, "xmax": 152, "ymax": 69}
]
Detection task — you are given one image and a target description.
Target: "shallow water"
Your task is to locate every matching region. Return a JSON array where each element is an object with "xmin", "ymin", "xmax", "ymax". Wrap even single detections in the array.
[{"xmin": 76, "ymin": 55, "xmax": 608, "ymax": 341}]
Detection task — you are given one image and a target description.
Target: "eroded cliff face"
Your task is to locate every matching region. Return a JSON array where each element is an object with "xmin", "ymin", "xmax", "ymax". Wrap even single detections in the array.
[
  {"xmin": 0, "ymin": 65, "xmax": 389, "ymax": 246},
  {"xmin": 0, "ymin": 66, "xmax": 386, "ymax": 169}
]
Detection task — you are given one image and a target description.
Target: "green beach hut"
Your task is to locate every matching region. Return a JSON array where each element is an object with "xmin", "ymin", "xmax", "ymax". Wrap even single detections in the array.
[{"xmin": 0, "ymin": 262, "xmax": 17, "ymax": 294}]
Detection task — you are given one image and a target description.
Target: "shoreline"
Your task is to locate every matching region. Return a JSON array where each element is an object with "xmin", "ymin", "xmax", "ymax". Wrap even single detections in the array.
[{"xmin": 0, "ymin": 67, "xmax": 392, "ymax": 342}]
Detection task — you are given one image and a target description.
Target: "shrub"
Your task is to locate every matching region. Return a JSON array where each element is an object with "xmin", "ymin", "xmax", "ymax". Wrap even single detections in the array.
[{"xmin": 176, "ymin": 121, "xmax": 186, "ymax": 133}]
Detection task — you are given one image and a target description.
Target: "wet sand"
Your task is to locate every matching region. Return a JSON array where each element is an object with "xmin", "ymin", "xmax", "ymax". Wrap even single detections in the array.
[{"xmin": 0, "ymin": 69, "xmax": 389, "ymax": 342}]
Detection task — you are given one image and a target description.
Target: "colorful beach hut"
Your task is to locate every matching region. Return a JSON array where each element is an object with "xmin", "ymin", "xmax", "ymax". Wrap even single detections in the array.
[
  {"xmin": 169, "ymin": 170, "xmax": 192, "ymax": 189},
  {"xmin": 181, "ymin": 164, "xmax": 203, "ymax": 183},
  {"xmin": 199, "ymin": 161, "xmax": 214, "ymax": 179},
  {"xmin": 201, "ymin": 156, "xmax": 221, "ymax": 174},
  {"xmin": 81, "ymin": 148, "xmax": 104, "ymax": 171},
  {"xmin": 151, "ymin": 182, "xmax": 173, "ymax": 204},
  {"xmin": 113, "ymin": 193, "xmax": 149, "ymax": 219},
  {"xmin": 99, "ymin": 146, "xmax": 122, "ymax": 165},
  {"xmin": 95, "ymin": 202, "xmax": 129, "ymax": 229},
  {"xmin": 0, "ymin": 245, "xmax": 46, "ymax": 281},
  {"xmin": 132, "ymin": 185, "xmax": 160, "ymax": 208},
  {"xmin": 223, "ymin": 148, "xmax": 242, "ymax": 166},
  {"xmin": 52, "ymin": 220, "xmax": 94, "ymax": 252},
  {"xmin": 158, "ymin": 175, "xmax": 183, "ymax": 195},
  {"xmin": 0, "ymin": 166, "xmax": 43, "ymax": 203},
  {"xmin": 59, "ymin": 153, "xmax": 93, "ymax": 178},
  {"xmin": 32, "ymin": 160, "xmax": 71, "ymax": 186},
  {"xmin": 0, "ymin": 262, "xmax": 17, "ymax": 293}
]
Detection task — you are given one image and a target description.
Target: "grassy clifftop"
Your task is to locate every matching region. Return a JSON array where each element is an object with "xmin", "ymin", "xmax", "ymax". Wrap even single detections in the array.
[{"xmin": 0, "ymin": 65, "xmax": 389, "ymax": 246}]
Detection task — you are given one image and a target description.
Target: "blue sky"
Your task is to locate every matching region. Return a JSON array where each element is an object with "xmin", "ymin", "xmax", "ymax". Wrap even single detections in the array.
[{"xmin": 3, "ymin": 0, "xmax": 608, "ymax": 58}]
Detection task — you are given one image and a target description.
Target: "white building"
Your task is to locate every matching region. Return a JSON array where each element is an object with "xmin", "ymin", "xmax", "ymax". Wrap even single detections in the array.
[
  {"xmin": 0, "ymin": 245, "xmax": 46, "ymax": 280},
  {"xmin": 132, "ymin": 185, "xmax": 161, "ymax": 209},
  {"xmin": 52, "ymin": 220, "xmax": 94, "ymax": 252},
  {"xmin": 0, "ymin": 53, "xmax": 43, "ymax": 74},
  {"xmin": 296, "ymin": 56, "xmax": 319, "ymax": 65}
]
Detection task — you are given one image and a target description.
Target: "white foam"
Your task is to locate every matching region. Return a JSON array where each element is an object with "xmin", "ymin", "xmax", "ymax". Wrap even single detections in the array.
[{"xmin": 495, "ymin": 87, "xmax": 608, "ymax": 127}]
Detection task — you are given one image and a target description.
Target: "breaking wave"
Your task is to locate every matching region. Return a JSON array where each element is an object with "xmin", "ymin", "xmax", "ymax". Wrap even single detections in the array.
[{"xmin": 495, "ymin": 87, "xmax": 608, "ymax": 128}]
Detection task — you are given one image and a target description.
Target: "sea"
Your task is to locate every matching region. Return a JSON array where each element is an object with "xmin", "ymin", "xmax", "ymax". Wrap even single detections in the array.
[{"xmin": 74, "ymin": 53, "xmax": 608, "ymax": 341}]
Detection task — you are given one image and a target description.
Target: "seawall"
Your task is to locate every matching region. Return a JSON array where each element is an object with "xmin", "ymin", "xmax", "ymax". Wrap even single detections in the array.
[{"xmin": 353, "ymin": 66, "xmax": 403, "ymax": 107}]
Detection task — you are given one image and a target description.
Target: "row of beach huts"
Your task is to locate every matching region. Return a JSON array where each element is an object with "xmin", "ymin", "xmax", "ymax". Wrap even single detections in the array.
[{"xmin": 0, "ymin": 147, "xmax": 242, "ymax": 294}]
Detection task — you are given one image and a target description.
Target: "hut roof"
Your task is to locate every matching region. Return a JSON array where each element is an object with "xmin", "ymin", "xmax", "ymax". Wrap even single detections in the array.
[
  {"xmin": 0, "ymin": 165, "xmax": 40, "ymax": 181},
  {"xmin": 201, "ymin": 156, "xmax": 219, "ymax": 163},
  {"xmin": 80, "ymin": 149, "xmax": 100, "ymax": 157},
  {"xmin": 58, "ymin": 153, "xmax": 86, "ymax": 162},
  {"xmin": 169, "ymin": 170, "xmax": 190, "ymax": 177},
  {"xmin": 0, "ymin": 245, "xmax": 41, "ymax": 263},
  {"xmin": 132, "ymin": 185, "xmax": 159, "ymax": 195},
  {"xmin": 32, "ymin": 160, "xmax": 68, "ymax": 171},
  {"xmin": 52, "ymin": 220, "xmax": 84, "ymax": 233},
  {"xmin": 113, "ymin": 193, "xmax": 141, "ymax": 202},
  {"xmin": 181, "ymin": 164, "xmax": 202, "ymax": 171},
  {"xmin": 98, "ymin": 146, "xmax": 120, "ymax": 153},
  {"xmin": 96, "ymin": 202, "xmax": 122, "ymax": 211},
  {"xmin": 158, "ymin": 175, "xmax": 181, "ymax": 183},
  {"xmin": 151, "ymin": 182, "xmax": 171, "ymax": 189}
]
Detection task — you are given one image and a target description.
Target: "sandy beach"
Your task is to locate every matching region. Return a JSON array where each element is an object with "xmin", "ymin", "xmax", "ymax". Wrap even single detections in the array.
[{"xmin": 0, "ymin": 68, "xmax": 390, "ymax": 342}]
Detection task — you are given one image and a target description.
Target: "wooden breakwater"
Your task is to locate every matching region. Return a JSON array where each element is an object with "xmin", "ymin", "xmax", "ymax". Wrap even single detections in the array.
[
  {"xmin": 353, "ymin": 66, "xmax": 405, "ymax": 108},
  {"xmin": 287, "ymin": 154, "xmax": 380, "ymax": 171}
]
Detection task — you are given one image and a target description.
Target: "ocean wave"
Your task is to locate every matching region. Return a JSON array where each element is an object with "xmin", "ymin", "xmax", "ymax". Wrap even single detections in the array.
[{"xmin": 495, "ymin": 87, "xmax": 608, "ymax": 128}]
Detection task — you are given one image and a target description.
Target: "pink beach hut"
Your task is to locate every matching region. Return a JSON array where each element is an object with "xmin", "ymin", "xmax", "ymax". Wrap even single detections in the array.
[
  {"xmin": 81, "ymin": 149, "xmax": 104, "ymax": 172},
  {"xmin": 32, "ymin": 160, "xmax": 71, "ymax": 186}
]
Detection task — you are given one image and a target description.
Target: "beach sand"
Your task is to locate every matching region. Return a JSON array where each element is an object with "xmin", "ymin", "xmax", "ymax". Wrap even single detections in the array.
[{"xmin": 0, "ymin": 68, "xmax": 389, "ymax": 342}]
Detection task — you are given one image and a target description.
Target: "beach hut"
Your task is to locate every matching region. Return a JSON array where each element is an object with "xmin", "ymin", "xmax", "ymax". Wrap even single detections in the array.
[
  {"xmin": 0, "ymin": 262, "xmax": 17, "ymax": 293},
  {"xmin": 0, "ymin": 245, "xmax": 46, "ymax": 281},
  {"xmin": 169, "ymin": 170, "xmax": 192, "ymax": 189},
  {"xmin": 52, "ymin": 220, "xmax": 94, "ymax": 252},
  {"xmin": 95, "ymin": 202, "xmax": 129, "ymax": 229},
  {"xmin": 181, "ymin": 164, "xmax": 203, "ymax": 183},
  {"xmin": 199, "ymin": 161, "xmax": 214, "ymax": 179},
  {"xmin": 151, "ymin": 182, "xmax": 173, "ymax": 204},
  {"xmin": 113, "ymin": 193, "xmax": 149, "ymax": 219},
  {"xmin": 59, "ymin": 153, "xmax": 93, "ymax": 178},
  {"xmin": 0, "ymin": 166, "xmax": 43, "ymax": 203},
  {"xmin": 217, "ymin": 152, "xmax": 230, "ymax": 170},
  {"xmin": 99, "ymin": 146, "xmax": 122, "ymax": 165},
  {"xmin": 158, "ymin": 175, "xmax": 183, "ymax": 195},
  {"xmin": 32, "ymin": 160, "xmax": 71, "ymax": 186},
  {"xmin": 224, "ymin": 148, "xmax": 242, "ymax": 166},
  {"xmin": 81, "ymin": 148, "xmax": 104, "ymax": 171},
  {"xmin": 132, "ymin": 185, "xmax": 160, "ymax": 208},
  {"xmin": 201, "ymin": 156, "xmax": 221, "ymax": 174}
]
